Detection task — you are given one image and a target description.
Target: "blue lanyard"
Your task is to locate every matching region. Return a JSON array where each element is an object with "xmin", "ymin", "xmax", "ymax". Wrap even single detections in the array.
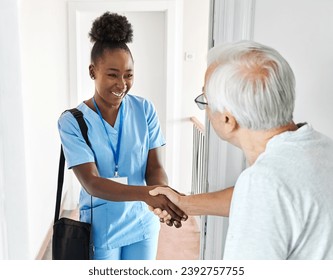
[{"xmin": 93, "ymin": 97, "xmax": 123, "ymax": 177}]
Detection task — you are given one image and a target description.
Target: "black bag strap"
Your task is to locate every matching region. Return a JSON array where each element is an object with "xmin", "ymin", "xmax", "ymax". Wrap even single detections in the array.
[
  {"xmin": 54, "ymin": 108, "xmax": 92, "ymax": 224},
  {"xmin": 67, "ymin": 108, "xmax": 91, "ymax": 147}
]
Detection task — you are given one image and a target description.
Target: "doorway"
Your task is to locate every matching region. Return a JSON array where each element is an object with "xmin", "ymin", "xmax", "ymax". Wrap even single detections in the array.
[{"xmin": 68, "ymin": 0, "xmax": 182, "ymax": 188}]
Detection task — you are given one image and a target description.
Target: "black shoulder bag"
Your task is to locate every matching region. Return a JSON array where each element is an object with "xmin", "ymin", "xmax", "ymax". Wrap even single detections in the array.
[{"xmin": 52, "ymin": 108, "xmax": 94, "ymax": 260}]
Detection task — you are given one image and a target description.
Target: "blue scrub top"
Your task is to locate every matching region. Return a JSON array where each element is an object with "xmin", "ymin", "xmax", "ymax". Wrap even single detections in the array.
[{"xmin": 58, "ymin": 94, "xmax": 164, "ymax": 249}]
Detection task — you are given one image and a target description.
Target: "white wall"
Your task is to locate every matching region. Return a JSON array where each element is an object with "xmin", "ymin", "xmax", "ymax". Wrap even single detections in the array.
[
  {"xmin": 179, "ymin": 0, "xmax": 209, "ymax": 193},
  {"xmin": 253, "ymin": 0, "xmax": 333, "ymax": 139},
  {"xmin": 0, "ymin": 0, "xmax": 30, "ymax": 259},
  {"xmin": 19, "ymin": 0, "xmax": 69, "ymax": 258}
]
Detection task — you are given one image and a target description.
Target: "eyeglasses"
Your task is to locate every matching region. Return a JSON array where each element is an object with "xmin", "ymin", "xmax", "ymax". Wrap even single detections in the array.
[{"xmin": 194, "ymin": 93, "xmax": 208, "ymax": 110}]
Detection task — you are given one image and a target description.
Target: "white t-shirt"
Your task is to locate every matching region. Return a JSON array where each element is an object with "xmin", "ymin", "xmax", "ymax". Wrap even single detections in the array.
[{"xmin": 224, "ymin": 124, "xmax": 333, "ymax": 259}]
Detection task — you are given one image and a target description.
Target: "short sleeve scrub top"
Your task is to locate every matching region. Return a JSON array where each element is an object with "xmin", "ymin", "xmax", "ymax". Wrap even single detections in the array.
[{"xmin": 58, "ymin": 94, "xmax": 164, "ymax": 250}]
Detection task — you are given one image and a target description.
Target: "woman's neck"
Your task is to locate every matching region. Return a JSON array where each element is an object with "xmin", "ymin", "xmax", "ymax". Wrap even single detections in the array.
[{"xmin": 86, "ymin": 96, "xmax": 120, "ymax": 127}]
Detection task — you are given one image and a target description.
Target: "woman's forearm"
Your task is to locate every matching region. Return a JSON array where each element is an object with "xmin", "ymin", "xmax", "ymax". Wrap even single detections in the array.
[
  {"xmin": 80, "ymin": 173, "xmax": 186, "ymax": 221},
  {"xmin": 84, "ymin": 175, "xmax": 147, "ymax": 202},
  {"xmin": 72, "ymin": 162, "xmax": 186, "ymax": 221},
  {"xmin": 145, "ymin": 166, "xmax": 168, "ymax": 186}
]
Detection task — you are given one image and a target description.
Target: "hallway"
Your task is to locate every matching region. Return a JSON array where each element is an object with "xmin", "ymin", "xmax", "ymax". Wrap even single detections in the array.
[{"xmin": 41, "ymin": 210, "xmax": 201, "ymax": 260}]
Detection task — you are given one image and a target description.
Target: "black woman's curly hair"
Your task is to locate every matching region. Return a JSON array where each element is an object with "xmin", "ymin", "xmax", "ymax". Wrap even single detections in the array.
[
  {"xmin": 89, "ymin": 12, "xmax": 133, "ymax": 44},
  {"xmin": 89, "ymin": 12, "xmax": 133, "ymax": 63}
]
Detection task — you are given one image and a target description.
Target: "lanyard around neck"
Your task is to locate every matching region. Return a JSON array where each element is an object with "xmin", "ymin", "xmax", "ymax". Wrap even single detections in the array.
[{"xmin": 93, "ymin": 97, "xmax": 124, "ymax": 177}]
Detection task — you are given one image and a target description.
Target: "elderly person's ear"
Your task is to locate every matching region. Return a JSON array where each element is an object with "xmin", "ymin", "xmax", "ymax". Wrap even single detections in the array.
[{"xmin": 223, "ymin": 112, "xmax": 238, "ymax": 130}]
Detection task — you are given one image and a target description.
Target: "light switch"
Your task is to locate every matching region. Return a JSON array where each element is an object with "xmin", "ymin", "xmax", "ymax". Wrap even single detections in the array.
[{"xmin": 184, "ymin": 52, "xmax": 195, "ymax": 61}]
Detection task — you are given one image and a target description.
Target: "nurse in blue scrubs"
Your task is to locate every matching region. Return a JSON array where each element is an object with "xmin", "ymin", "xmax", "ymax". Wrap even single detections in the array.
[{"xmin": 58, "ymin": 12, "xmax": 186, "ymax": 260}]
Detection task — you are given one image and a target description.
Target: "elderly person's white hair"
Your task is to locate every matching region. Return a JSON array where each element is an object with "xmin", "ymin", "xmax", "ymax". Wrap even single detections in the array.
[{"xmin": 206, "ymin": 40, "xmax": 295, "ymax": 130}]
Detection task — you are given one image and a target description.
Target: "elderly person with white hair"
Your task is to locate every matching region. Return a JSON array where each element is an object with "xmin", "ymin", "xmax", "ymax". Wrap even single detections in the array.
[{"xmin": 150, "ymin": 40, "xmax": 333, "ymax": 260}]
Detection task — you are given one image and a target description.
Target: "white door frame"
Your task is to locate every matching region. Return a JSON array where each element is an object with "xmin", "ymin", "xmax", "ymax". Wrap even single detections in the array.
[
  {"xmin": 0, "ymin": 131, "xmax": 8, "ymax": 260},
  {"xmin": 68, "ymin": 0, "xmax": 183, "ymax": 187},
  {"xmin": 203, "ymin": 0, "xmax": 256, "ymax": 260}
]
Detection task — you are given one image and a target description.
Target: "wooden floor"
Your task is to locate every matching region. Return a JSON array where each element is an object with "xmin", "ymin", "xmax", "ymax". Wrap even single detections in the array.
[
  {"xmin": 157, "ymin": 216, "xmax": 201, "ymax": 260},
  {"xmin": 42, "ymin": 210, "xmax": 201, "ymax": 260}
]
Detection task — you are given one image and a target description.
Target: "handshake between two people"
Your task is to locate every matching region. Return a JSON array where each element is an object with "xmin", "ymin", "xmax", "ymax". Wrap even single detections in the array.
[
  {"xmin": 145, "ymin": 185, "xmax": 233, "ymax": 228},
  {"xmin": 143, "ymin": 186, "xmax": 187, "ymax": 228},
  {"xmin": 149, "ymin": 186, "xmax": 186, "ymax": 228}
]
